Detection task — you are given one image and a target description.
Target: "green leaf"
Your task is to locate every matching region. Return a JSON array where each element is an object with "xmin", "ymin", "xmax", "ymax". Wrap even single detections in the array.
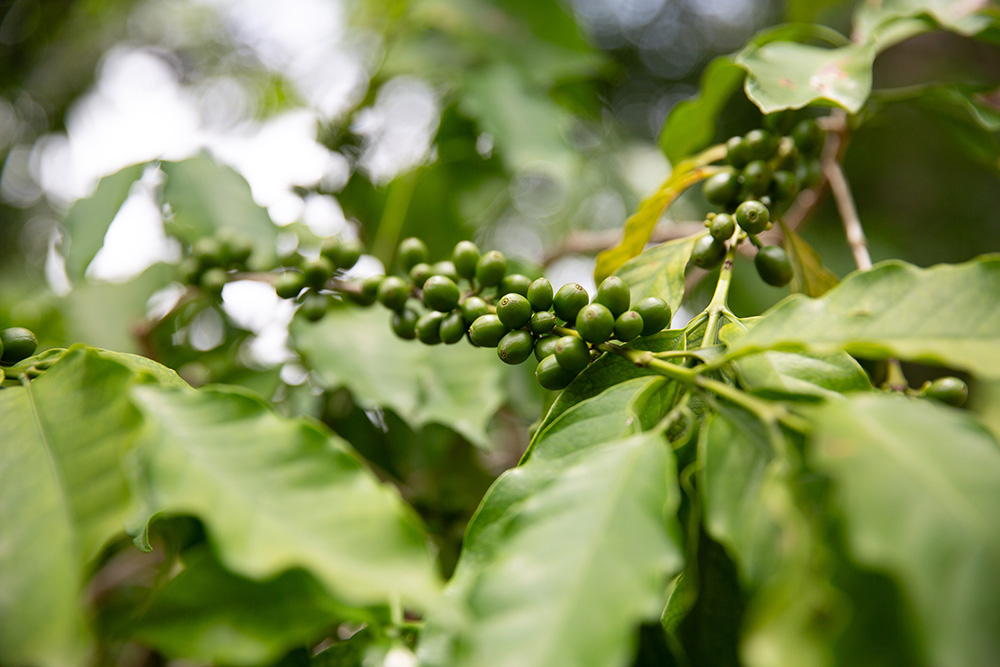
[
  {"xmin": 0, "ymin": 346, "xmax": 151, "ymax": 667},
  {"xmin": 724, "ymin": 256, "xmax": 1000, "ymax": 378},
  {"xmin": 595, "ymin": 159, "xmax": 726, "ymax": 283},
  {"xmin": 130, "ymin": 546, "xmax": 349, "ymax": 665},
  {"xmin": 292, "ymin": 307, "xmax": 504, "ymax": 448},
  {"xmin": 808, "ymin": 394, "xmax": 1000, "ymax": 666},
  {"xmin": 61, "ymin": 163, "xmax": 146, "ymax": 282},
  {"xmin": 160, "ymin": 155, "xmax": 277, "ymax": 263},
  {"xmin": 781, "ymin": 225, "xmax": 839, "ymax": 297},
  {"xmin": 853, "ymin": 0, "xmax": 999, "ymax": 44},
  {"xmin": 128, "ymin": 382, "xmax": 443, "ymax": 609},
  {"xmin": 736, "ymin": 40, "xmax": 875, "ymax": 114},
  {"xmin": 658, "ymin": 57, "xmax": 744, "ymax": 164},
  {"xmin": 617, "ymin": 234, "xmax": 702, "ymax": 314},
  {"xmin": 421, "ymin": 433, "xmax": 684, "ymax": 667}
]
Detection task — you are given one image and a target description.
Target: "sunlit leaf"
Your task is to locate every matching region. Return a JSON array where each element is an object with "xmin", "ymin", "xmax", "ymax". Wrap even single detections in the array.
[
  {"xmin": 780, "ymin": 225, "xmax": 839, "ymax": 297},
  {"xmin": 617, "ymin": 234, "xmax": 702, "ymax": 313},
  {"xmin": 808, "ymin": 394, "xmax": 1000, "ymax": 666},
  {"xmin": 595, "ymin": 157, "xmax": 726, "ymax": 282},
  {"xmin": 724, "ymin": 256, "xmax": 1000, "ymax": 378},
  {"xmin": 659, "ymin": 57, "xmax": 744, "ymax": 164},
  {"xmin": 292, "ymin": 307, "xmax": 504, "ymax": 448},
  {"xmin": 61, "ymin": 163, "xmax": 146, "ymax": 283},
  {"xmin": 853, "ymin": 0, "xmax": 999, "ymax": 43}
]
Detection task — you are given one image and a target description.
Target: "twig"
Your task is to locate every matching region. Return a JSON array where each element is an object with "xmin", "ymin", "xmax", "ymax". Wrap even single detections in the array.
[
  {"xmin": 541, "ymin": 221, "xmax": 706, "ymax": 267},
  {"xmin": 822, "ymin": 110, "xmax": 872, "ymax": 270}
]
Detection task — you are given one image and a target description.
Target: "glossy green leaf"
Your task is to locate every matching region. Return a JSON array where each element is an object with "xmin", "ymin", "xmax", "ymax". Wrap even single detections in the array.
[
  {"xmin": 724, "ymin": 256, "xmax": 1000, "ymax": 378},
  {"xmin": 160, "ymin": 156, "xmax": 277, "ymax": 263},
  {"xmin": 128, "ymin": 382, "xmax": 442, "ymax": 609},
  {"xmin": 781, "ymin": 225, "xmax": 839, "ymax": 297},
  {"xmin": 808, "ymin": 394, "xmax": 1000, "ymax": 666},
  {"xmin": 0, "ymin": 346, "xmax": 153, "ymax": 667},
  {"xmin": 737, "ymin": 40, "xmax": 875, "ymax": 113},
  {"xmin": 617, "ymin": 234, "xmax": 702, "ymax": 314},
  {"xmin": 61, "ymin": 163, "xmax": 146, "ymax": 282},
  {"xmin": 422, "ymin": 433, "xmax": 683, "ymax": 667},
  {"xmin": 131, "ymin": 546, "xmax": 348, "ymax": 665},
  {"xmin": 292, "ymin": 307, "xmax": 504, "ymax": 448},
  {"xmin": 595, "ymin": 159, "xmax": 726, "ymax": 283},
  {"xmin": 659, "ymin": 57, "xmax": 744, "ymax": 164}
]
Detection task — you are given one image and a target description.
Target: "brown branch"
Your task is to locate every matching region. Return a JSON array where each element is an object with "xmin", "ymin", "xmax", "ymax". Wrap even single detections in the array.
[{"xmin": 821, "ymin": 110, "xmax": 872, "ymax": 270}]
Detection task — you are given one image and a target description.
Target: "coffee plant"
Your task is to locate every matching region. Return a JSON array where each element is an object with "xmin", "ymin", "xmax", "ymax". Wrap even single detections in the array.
[{"xmin": 2, "ymin": 1, "xmax": 1000, "ymax": 666}]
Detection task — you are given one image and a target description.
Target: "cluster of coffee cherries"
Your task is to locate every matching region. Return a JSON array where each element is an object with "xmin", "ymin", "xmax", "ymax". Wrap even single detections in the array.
[
  {"xmin": 178, "ymin": 231, "xmax": 258, "ymax": 296},
  {"xmin": 693, "ymin": 115, "xmax": 826, "ymax": 287},
  {"xmin": 355, "ymin": 237, "xmax": 672, "ymax": 391},
  {"xmin": 272, "ymin": 237, "xmax": 366, "ymax": 321}
]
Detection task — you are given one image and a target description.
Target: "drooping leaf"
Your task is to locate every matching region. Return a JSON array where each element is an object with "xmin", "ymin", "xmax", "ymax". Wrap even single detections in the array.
[
  {"xmin": 737, "ymin": 40, "xmax": 876, "ymax": 114},
  {"xmin": 595, "ymin": 158, "xmax": 726, "ymax": 283},
  {"xmin": 853, "ymin": 0, "xmax": 999, "ymax": 44},
  {"xmin": 808, "ymin": 394, "xmax": 1000, "ymax": 667},
  {"xmin": 61, "ymin": 163, "xmax": 146, "ymax": 282},
  {"xmin": 658, "ymin": 57, "xmax": 744, "ymax": 164},
  {"xmin": 781, "ymin": 224, "xmax": 839, "ymax": 297},
  {"xmin": 724, "ymin": 256, "xmax": 1000, "ymax": 378},
  {"xmin": 616, "ymin": 234, "xmax": 702, "ymax": 314},
  {"xmin": 420, "ymin": 433, "xmax": 684, "ymax": 667},
  {"xmin": 160, "ymin": 156, "xmax": 277, "ymax": 264},
  {"xmin": 130, "ymin": 546, "xmax": 350, "ymax": 665},
  {"xmin": 292, "ymin": 307, "xmax": 504, "ymax": 448},
  {"xmin": 128, "ymin": 382, "xmax": 443, "ymax": 609},
  {"xmin": 0, "ymin": 346, "xmax": 154, "ymax": 667}
]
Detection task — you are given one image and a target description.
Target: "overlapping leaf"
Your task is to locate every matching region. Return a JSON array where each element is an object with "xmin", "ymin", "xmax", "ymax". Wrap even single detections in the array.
[
  {"xmin": 808, "ymin": 394, "xmax": 1000, "ymax": 666},
  {"xmin": 781, "ymin": 225, "xmax": 839, "ymax": 297},
  {"xmin": 658, "ymin": 57, "xmax": 744, "ymax": 164},
  {"xmin": 616, "ymin": 234, "xmax": 702, "ymax": 313},
  {"xmin": 292, "ymin": 307, "xmax": 504, "ymax": 448},
  {"xmin": 724, "ymin": 257, "xmax": 1000, "ymax": 378}
]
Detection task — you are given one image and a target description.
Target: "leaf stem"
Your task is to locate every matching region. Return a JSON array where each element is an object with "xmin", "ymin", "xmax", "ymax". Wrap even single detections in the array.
[{"xmin": 699, "ymin": 243, "xmax": 739, "ymax": 347}]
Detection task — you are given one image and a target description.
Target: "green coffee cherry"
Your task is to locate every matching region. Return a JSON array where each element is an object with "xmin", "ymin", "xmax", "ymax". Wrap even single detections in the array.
[
  {"xmin": 423, "ymin": 275, "xmax": 460, "ymax": 312},
  {"xmin": 535, "ymin": 335, "xmax": 561, "ymax": 361},
  {"xmin": 691, "ymin": 235, "xmax": 727, "ymax": 270},
  {"xmin": 709, "ymin": 213, "xmax": 736, "ymax": 242},
  {"xmin": 320, "ymin": 237, "xmax": 342, "ymax": 264},
  {"xmin": 452, "ymin": 240, "xmax": 480, "ymax": 279},
  {"xmin": 398, "ymin": 237, "xmax": 429, "ymax": 272},
  {"xmin": 744, "ymin": 129, "xmax": 778, "ymax": 161},
  {"xmin": 300, "ymin": 292, "xmax": 330, "ymax": 322},
  {"xmin": 536, "ymin": 354, "xmax": 577, "ymax": 390},
  {"xmin": 702, "ymin": 171, "xmax": 740, "ymax": 207},
  {"xmin": 614, "ymin": 310, "xmax": 644, "ymax": 342},
  {"xmin": 350, "ymin": 274, "xmax": 383, "ymax": 306},
  {"xmin": 576, "ymin": 303, "xmax": 615, "ymax": 344},
  {"xmin": 735, "ymin": 200, "xmax": 770, "ymax": 235},
  {"xmin": 301, "ymin": 256, "xmax": 334, "ymax": 289},
  {"xmin": 392, "ymin": 308, "xmax": 419, "ymax": 340},
  {"xmin": 460, "ymin": 296, "xmax": 489, "ymax": 325},
  {"xmin": 497, "ymin": 330, "xmax": 534, "ymax": 365},
  {"xmin": 922, "ymin": 376, "xmax": 969, "ymax": 407},
  {"xmin": 469, "ymin": 314, "xmax": 508, "ymax": 347},
  {"xmin": 771, "ymin": 170, "xmax": 800, "ymax": 203},
  {"xmin": 432, "ymin": 261, "xmax": 460, "ymax": 282},
  {"xmin": 553, "ymin": 283, "xmax": 589, "ymax": 323},
  {"xmin": 377, "ymin": 276, "xmax": 411, "ymax": 311},
  {"xmin": 440, "ymin": 310, "xmax": 468, "ymax": 345},
  {"xmin": 797, "ymin": 158, "xmax": 823, "ymax": 189},
  {"xmin": 633, "ymin": 297, "xmax": 671, "ymax": 336},
  {"xmin": 496, "ymin": 293, "xmax": 532, "ymax": 329},
  {"xmin": 529, "ymin": 310, "xmax": 557, "ymax": 335},
  {"xmin": 527, "ymin": 277, "xmax": 554, "ymax": 311},
  {"xmin": 763, "ymin": 110, "xmax": 796, "ymax": 135},
  {"xmin": 332, "ymin": 238, "xmax": 363, "ymax": 270},
  {"xmin": 555, "ymin": 335, "xmax": 590, "ymax": 373},
  {"xmin": 178, "ymin": 257, "xmax": 203, "ymax": 284},
  {"xmin": 416, "ymin": 311, "xmax": 446, "ymax": 345},
  {"xmin": 595, "ymin": 276, "xmax": 630, "ymax": 318},
  {"xmin": 409, "ymin": 263, "xmax": 434, "ymax": 288},
  {"xmin": 475, "ymin": 250, "xmax": 507, "ymax": 287},
  {"xmin": 754, "ymin": 245, "xmax": 793, "ymax": 287},
  {"xmin": 725, "ymin": 136, "xmax": 751, "ymax": 169},
  {"xmin": 500, "ymin": 273, "xmax": 532, "ymax": 297},
  {"xmin": 0, "ymin": 327, "xmax": 37, "ymax": 364},
  {"xmin": 192, "ymin": 237, "xmax": 224, "ymax": 268},
  {"xmin": 791, "ymin": 119, "xmax": 824, "ymax": 156},
  {"xmin": 200, "ymin": 267, "xmax": 229, "ymax": 295},
  {"xmin": 741, "ymin": 160, "xmax": 773, "ymax": 199},
  {"xmin": 274, "ymin": 271, "xmax": 306, "ymax": 299},
  {"xmin": 219, "ymin": 231, "xmax": 254, "ymax": 268}
]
